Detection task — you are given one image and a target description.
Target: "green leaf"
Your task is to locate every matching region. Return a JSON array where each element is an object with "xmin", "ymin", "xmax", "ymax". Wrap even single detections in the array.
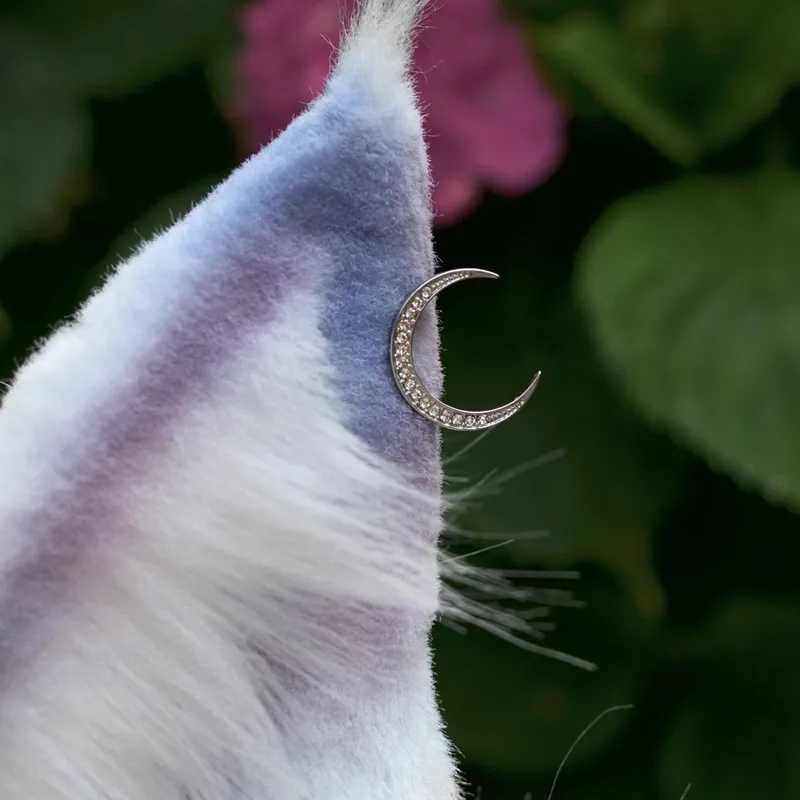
[
  {"xmin": 11, "ymin": 0, "xmax": 238, "ymax": 96},
  {"xmin": 441, "ymin": 268, "xmax": 683, "ymax": 619},
  {"xmin": 507, "ymin": 0, "xmax": 628, "ymax": 26},
  {"xmin": 658, "ymin": 598, "xmax": 800, "ymax": 800},
  {"xmin": 535, "ymin": 12, "xmax": 700, "ymax": 164},
  {"xmin": 536, "ymin": 1, "xmax": 800, "ymax": 160},
  {"xmin": 527, "ymin": 298, "xmax": 684, "ymax": 620},
  {"xmin": 435, "ymin": 569, "xmax": 657, "ymax": 776},
  {"xmin": 0, "ymin": 30, "xmax": 89, "ymax": 255},
  {"xmin": 578, "ymin": 174, "xmax": 800, "ymax": 509},
  {"xmin": 654, "ymin": 0, "xmax": 800, "ymax": 148}
]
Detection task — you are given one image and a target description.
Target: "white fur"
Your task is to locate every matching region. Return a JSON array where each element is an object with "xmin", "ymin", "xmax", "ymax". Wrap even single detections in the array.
[
  {"xmin": 0, "ymin": 2, "xmax": 463, "ymax": 799},
  {"xmin": 335, "ymin": 0, "xmax": 427, "ymax": 93},
  {"xmin": 0, "ymin": 295, "xmax": 456, "ymax": 799}
]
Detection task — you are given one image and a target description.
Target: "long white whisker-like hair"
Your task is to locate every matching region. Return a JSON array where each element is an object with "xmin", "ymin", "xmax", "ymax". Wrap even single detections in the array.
[
  {"xmin": 0, "ymin": 2, "xmax": 579, "ymax": 798},
  {"xmin": 0, "ymin": 2, "xmax": 459, "ymax": 798}
]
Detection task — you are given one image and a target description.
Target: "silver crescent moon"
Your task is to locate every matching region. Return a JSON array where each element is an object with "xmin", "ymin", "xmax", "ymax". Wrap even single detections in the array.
[{"xmin": 390, "ymin": 268, "xmax": 541, "ymax": 431}]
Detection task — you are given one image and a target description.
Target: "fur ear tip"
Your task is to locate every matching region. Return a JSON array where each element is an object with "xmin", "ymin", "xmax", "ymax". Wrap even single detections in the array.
[{"xmin": 331, "ymin": 0, "xmax": 427, "ymax": 105}]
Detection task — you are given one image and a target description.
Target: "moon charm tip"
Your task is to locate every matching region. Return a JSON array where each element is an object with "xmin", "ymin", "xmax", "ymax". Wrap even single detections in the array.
[{"xmin": 390, "ymin": 269, "xmax": 541, "ymax": 432}]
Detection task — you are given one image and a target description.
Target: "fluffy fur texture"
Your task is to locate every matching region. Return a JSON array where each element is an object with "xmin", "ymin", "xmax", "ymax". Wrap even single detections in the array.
[{"xmin": 0, "ymin": 2, "xmax": 463, "ymax": 798}]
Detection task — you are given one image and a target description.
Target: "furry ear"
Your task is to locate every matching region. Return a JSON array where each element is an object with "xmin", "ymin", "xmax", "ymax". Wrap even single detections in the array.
[
  {"xmin": 0, "ymin": 2, "xmax": 462, "ymax": 799},
  {"xmin": 335, "ymin": 0, "xmax": 426, "ymax": 91}
]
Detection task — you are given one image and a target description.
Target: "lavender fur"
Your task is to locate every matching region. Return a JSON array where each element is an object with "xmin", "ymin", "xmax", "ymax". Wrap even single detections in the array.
[{"xmin": 0, "ymin": 2, "xmax": 458, "ymax": 798}]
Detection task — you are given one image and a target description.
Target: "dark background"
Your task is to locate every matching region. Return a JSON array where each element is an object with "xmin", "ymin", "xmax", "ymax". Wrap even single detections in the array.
[{"xmin": 3, "ymin": 1, "xmax": 800, "ymax": 798}]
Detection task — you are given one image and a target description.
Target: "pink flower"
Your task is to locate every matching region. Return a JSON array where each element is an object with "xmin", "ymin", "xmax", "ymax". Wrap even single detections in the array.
[{"xmin": 233, "ymin": 0, "xmax": 566, "ymax": 226}]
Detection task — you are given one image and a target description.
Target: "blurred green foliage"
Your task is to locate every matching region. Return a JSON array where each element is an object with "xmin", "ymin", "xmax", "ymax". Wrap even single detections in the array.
[{"xmin": 2, "ymin": 0, "xmax": 800, "ymax": 798}]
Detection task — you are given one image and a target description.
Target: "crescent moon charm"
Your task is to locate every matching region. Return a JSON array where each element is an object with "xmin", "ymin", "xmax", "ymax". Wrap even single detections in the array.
[{"xmin": 390, "ymin": 268, "xmax": 541, "ymax": 431}]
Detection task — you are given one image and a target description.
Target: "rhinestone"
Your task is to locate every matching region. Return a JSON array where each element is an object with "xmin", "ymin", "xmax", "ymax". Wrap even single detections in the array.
[
  {"xmin": 412, "ymin": 389, "xmax": 422, "ymax": 401},
  {"xmin": 419, "ymin": 396, "xmax": 431, "ymax": 409},
  {"xmin": 396, "ymin": 332, "xmax": 408, "ymax": 345},
  {"xmin": 411, "ymin": 296, "xmax": 423, "ymax": 310},
  {"xmin": 478, "ymin": 415, "xmax": 488, "ymax": 425},
  {"xmin": 452, "ymin": 414, "xmax": 464, "ymax": 427},
  {"xmin": 421, "ymin": 287, "xmax": 432, "ymax": 299},
  {"xmin": 429, "ymin": 405, "xmax": 440, "ymax": 418},
  {"xmin": 404, "ymin": 379, "xmax": 416, "ymax": 392},
  {"xmin": 397, "ymin": 367, "xmax": 410, "ymax": 381},
  {"xmin": 440, "ymin": 410, "xmax": 452, "ymax": 423},
  {"xmin": 465, "ymin": 416, "xmax": 476, "ymax": 427}
]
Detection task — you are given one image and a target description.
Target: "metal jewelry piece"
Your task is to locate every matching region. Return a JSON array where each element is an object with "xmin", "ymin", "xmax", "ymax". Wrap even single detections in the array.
[{"xmin": 390, "ymin": 268, "xmax": 541, "ymax": 431}]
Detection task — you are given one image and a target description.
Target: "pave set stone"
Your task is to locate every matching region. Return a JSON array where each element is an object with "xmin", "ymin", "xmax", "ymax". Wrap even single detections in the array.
[{"xmin": 391, "ymin": 271, "xmax": 526, "ymax": 430}]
